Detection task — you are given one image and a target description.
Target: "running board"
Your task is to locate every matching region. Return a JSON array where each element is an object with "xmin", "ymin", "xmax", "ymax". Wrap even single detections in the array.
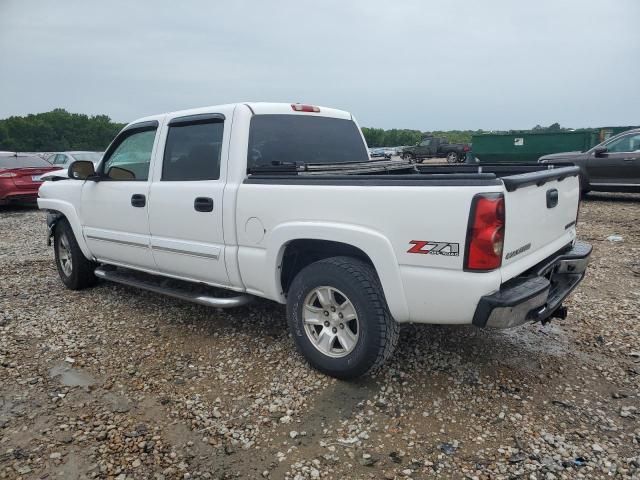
[{"xmin": 94, "ymin": 266, "xmax": 253, "ymax": 308}]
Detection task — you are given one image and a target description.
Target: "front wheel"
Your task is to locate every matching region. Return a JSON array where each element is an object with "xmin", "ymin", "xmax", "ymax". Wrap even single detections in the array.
[
  {"xmin": 446, "ymin": 151, "xmax": 459, "ymax": 163},
  {"xmin": 54, "ymin": 219, "xmax": 98, "ymax": 290},
  {"xmin": 402, "ymin": 153, "xmax": 414, "ymax": 162},
  {"xmin": 287, "ymin": 256, "xmax": 399, "ymax": 379}
]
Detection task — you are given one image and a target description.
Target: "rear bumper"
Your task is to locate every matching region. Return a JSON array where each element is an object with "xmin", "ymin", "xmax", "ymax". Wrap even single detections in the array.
[
  {"xmin": 0, "ymin": 191, "xmax": 39, "ymax": 204},
  {"xmin": 472, "ymin": 240, "xmax": 592, "ymax": 328}
]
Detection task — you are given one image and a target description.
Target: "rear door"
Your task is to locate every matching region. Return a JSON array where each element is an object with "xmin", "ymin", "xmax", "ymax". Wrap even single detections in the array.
[
  {"xmin": 500, "ymin": 171, "xmax": 580, "ymax": 281},
  {"xmin": 147, "ymin": 111, "xmax": 230, "ymax": 287}
]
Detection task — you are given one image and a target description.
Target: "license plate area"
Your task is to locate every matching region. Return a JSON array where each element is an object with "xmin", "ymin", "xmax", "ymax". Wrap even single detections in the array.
[{"xmin": 32, "ymin": 175, "xmax": 42, "ymax": 182}]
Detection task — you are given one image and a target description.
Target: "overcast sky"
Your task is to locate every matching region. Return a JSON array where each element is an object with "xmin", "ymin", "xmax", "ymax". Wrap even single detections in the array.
[{"xmin": 1, "ymin": 0, "xmax": 638, "ymax": 130}]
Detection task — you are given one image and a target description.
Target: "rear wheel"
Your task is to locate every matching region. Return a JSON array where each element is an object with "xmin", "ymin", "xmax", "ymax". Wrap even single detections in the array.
[
  {"xmin": 402, "ymin": 152, "xmax": 414, "ymax": 162},
  {"xmin": 446, "ymin": 151, "xmax": 459, "ymax": 163},
  {"xmin": 287, "ymin": 256, "xmax": 399, "ymax": 379},
  {"xmin": 54, "ymin": 219, "xmax": 98, "ymax": 290}
]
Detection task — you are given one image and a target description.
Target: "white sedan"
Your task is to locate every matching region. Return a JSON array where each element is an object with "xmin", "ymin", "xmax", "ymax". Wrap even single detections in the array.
[{"xmin": 41, "ymin": 151, "xmax": 103, "ymax": 180}]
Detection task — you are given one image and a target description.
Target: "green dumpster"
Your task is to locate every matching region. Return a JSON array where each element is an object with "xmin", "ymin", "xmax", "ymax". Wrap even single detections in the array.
[{"xmin": 470, "ymin": 126, "xmax": 639, "ymax": 163}]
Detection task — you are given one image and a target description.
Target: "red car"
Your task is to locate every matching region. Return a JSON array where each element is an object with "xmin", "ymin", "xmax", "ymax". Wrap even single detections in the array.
[{"xmin": 0, "ymin": 154, "xmax": 59, "ymax": 205}]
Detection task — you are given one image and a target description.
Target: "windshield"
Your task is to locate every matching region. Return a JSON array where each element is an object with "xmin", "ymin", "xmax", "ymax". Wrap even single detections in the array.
[
  {"xmin": 71, "ymin": 152, "xmax": 103, "ymax": 164},
  {"xmin": 247, "ymin": 115, "xmax": 369, "ymax": 168},
  {"xmin": 0, "ymin": 155, "xmax": 52, "ymax": 169}
]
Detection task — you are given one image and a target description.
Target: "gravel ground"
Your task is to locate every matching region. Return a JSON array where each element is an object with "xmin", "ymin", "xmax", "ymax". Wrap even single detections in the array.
[{"xmin": 1, "ymin": 193, "xmax": 639, "ymax": 480}]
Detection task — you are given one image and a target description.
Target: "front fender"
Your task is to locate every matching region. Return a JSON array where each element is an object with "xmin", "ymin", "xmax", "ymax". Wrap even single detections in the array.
[
  {"xmin": 265, "ymin": 221, "xmax": 410, "ymax": 322},
  {"xmin": 37, "ymin": 198, "xmax": 93, "ymax": 259}
]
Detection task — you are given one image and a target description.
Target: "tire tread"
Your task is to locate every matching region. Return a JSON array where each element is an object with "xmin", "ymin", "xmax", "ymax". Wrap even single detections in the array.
[
  {"xmin": 288, "ymin": 255, "xmax": 399, "ymax": 378},
  {"xmin": 54, "ymin": 219, "xmax": 97, "ymax": 290}
]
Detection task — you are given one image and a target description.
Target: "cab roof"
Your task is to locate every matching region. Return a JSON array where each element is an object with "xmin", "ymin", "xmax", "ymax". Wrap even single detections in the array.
[{"xmin": 129, "ymin": 102, "xmax": 353, "ymax": 127}]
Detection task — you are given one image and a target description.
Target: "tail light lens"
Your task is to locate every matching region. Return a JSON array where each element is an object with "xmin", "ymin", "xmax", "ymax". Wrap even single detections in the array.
[
  {"xmin": 464, "ymin": 193, "xmax": 505, "ymax": 271},
  {"xmin": 0, "ymin": 172, "xmax": 17, "ymax": 178},
  {"xmin": 463, "ymin": 145, "xmax": 470, "ymax": 152}
]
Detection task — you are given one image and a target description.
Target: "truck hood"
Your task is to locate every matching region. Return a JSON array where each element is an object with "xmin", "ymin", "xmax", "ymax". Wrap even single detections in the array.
[{"xmin": 539, "ymin": 151, "xmax": 584, "ymax": 162}]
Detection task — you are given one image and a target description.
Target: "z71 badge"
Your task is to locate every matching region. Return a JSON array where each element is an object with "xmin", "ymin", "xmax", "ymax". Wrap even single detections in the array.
[{"xmin": 407, "ymin": 240, "xmax": 460, "ymax": 256}]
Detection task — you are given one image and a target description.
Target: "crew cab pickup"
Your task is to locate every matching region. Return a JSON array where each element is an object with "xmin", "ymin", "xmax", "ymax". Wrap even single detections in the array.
[
  {"xmin": 401, "ymin": 136, "xmax": 470, "ymax": 163},
  {"xmin": 38, "ymin": 103, "xmax": 591, "ymax": 379}
]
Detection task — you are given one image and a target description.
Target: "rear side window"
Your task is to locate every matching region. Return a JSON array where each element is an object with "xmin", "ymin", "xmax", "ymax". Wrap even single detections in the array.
[
  {"xmin": 247, "ymin": 115, "xmax": 369, "ymax": 168},
  {"xmin": 162, "ymin": 120, "xmax": 223, "ymax": 181}
]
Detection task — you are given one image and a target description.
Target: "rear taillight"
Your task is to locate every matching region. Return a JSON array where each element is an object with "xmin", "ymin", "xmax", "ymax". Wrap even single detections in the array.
[
  {"xmin": 464, "ymin": 193, "xmax": 505, "ymax": 271},
  {"xmin": 291, "ymin": 103, "xmax": 320, "ymax": 113},
  {"xmin": 0, "ymin": 172, "xmax": 17, "ymax": 178},
  {"xmin": 463, "ymin": 145, "xmax": 470, "ymax": 152}
]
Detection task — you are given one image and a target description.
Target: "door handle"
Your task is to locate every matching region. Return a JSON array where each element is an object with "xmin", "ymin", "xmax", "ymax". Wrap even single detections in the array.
[
  {"xmin": 194, "ymin": 197, "xmax": 214, "ymax": 212},
  {"xmin": 623, "ymin": 158, "xmax": 633, "ymax": 163},
  {"xmin": 546, "ymin": 188, "xmax": 558, "ymax": 208},
  {"xmin": 131, "ymin": 194, "xmax": 146, "ymax": 207}
]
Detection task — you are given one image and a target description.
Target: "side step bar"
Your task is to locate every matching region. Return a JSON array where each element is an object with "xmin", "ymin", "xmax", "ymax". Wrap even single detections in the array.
[{"xmin": 94, "ymin": 266, "xmax": 253, "ymax": 308}]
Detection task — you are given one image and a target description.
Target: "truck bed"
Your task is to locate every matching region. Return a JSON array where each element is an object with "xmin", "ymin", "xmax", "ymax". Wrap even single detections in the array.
[{"xmin": 246, "ymin": 160, "xmax": 580, "ymax": 192}]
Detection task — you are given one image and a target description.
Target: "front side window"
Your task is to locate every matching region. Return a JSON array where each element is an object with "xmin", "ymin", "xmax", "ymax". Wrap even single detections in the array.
[
  {"xmin": 162, "ymin": 120, "xmax": 223, "ymax": 181},
  {"xmin": 420, "ymin": 139, "xmax": 432, "ymax": 147},
  {"xmin": 605, "ymin": 133, "xmax": 640, "ymax": 153},
  {"xmin": 247, "ymin": 115, "xmax": 369, "ymax": 168},
  {"xmin": 102, "ymin": 129, "xmax": 156, "ymax": 180},
  {"xmin": 53, "ymin": 154, "xmax": 67, "ymax": 165}
]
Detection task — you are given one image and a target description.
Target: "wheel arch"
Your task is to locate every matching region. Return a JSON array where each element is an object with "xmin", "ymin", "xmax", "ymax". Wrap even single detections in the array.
[
  {"xmin": 39, "ymin": 199, "xmax": 92, "ymax": 259},
  {"xmin": 266, "ymin": 222, "xmax": 410, "ymax": 322}
]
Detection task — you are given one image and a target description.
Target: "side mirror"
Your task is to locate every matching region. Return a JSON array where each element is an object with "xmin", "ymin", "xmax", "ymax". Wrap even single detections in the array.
[
  {"xmin": 593, "ymin": 146, "xmax": 608, "ymax": 157},
  {"xmin": 68, "ymin": 160, "xmax": 96, "ymax": 180}
]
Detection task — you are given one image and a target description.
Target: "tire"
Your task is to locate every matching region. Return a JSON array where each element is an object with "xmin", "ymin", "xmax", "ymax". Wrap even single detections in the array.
[
  {"xmin": 579, "ymin": 176, "xmax": 590, "ymax": 198},
  {"xmin": 287, "ymin": 256, "xmax": 400, "ymax": 379},
  {"xmin": 446, "ymin": 151, "xmax": 459, "ymax": 163},
  {"xmin": 54, "ymin": 219, "xmax": 98, "ymax": 290},
  {"xmin": 402, "ymin": 153, "xmax": 414, "ymax": 162}
]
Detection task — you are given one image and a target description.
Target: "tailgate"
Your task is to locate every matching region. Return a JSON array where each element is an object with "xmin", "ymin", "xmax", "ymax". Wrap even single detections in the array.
[{"xmin": 500, "ymin": 167, "xmax": 581, "ymax": 281}]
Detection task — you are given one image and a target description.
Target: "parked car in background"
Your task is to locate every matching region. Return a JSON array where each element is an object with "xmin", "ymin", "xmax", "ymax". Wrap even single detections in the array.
[
  {"xmin": 369, "ymin": 147, "xmax": 390, "ymax": 159},
  {"xmin": 0, "ymin": 154, "xmax": 59, "ymax": 205},
  {"xmin": 41, "ymin": 151, "xmax": 103, "ymax": 180},
  {"xmin": 401, "ymin": 136, "xmax": 470, "ymax": 163},
  {"xmin": 539, "ymin": 128, "xmax": 640, "ymax": 193},
  {"xmin": 383, "ymin": 147, "xmax": 400, "ymax": 158}
]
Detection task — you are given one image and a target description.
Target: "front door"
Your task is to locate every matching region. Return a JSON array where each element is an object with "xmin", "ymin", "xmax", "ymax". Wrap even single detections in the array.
[
  {"xmin": 81, "ymin": 122, "xmax": 160, "ymax": 270},
  {"xmin": 587, "ymin": 132, "xmax": 640, "ymax": 186},
  {"xmin": 416, "ymin": 138, "xmax": 432, "ymax": 157},
  {"xmin": 148, "ymin": 113, "xmax": 230, "ymax": 287}
]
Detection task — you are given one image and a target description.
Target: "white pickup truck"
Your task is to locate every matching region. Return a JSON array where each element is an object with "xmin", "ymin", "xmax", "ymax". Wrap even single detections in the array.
[{"xmin": 38, "ymin": 102, "xmax": 591, "ymax": 379}]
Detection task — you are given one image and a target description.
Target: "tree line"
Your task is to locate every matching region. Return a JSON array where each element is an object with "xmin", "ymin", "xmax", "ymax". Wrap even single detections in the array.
[
  {"xmin": 0, "ymin": 109, "xmax": 125, "ymax": 152},
  {"xmin": 0, "ymin": 109, "xmax": 568, "ymax": 152},
  {"xmin": 361, "ymin": 127, "xmax": 485, "ymax": 148}
]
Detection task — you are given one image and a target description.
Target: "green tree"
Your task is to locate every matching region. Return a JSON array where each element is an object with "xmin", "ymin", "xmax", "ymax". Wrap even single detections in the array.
[{"xmin": 0, "ymin": 109, "xmax": 125, "ymax": 152}]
